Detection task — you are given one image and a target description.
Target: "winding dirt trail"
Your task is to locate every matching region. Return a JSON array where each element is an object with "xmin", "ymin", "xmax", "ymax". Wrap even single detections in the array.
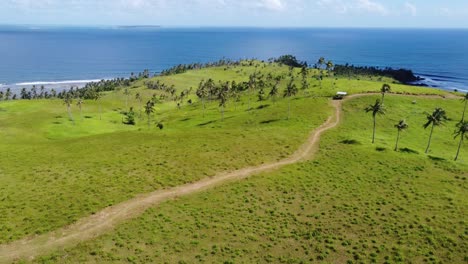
[{"xmin": 0, "ymin": 93, "xmax": 455, "ymax": 263}]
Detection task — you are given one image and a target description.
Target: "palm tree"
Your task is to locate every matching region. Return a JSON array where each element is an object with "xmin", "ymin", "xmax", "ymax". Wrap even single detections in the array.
[
  {"xmin": 124, "ymin": 88, "xmax": 131, "ymax": 109},
  {"xmin": 454, "ymin": 121, "xmax": 468, "ymax": 161},
  {"xmin": 381, "ymin": 84, "xmax": 391, "ymax": 104},
  {"xmin": 218, "ymin": 83, "xmax": 229, "ymax": 121},
  {"xmin": 317, "ymin": 57, "xmax": 325, "ymax": 88},
  {"xmin": 394, "ymin": 120, "xmax": 409, "ymax": 151},
  {"xmin": 326, "ymin": 60, "xmax": 334, "ymax": 77},
  {"xmin": 63, "ymin": 94, "xmax": 75, "ymax": 125},
  {"xmin": 269, "ymin": 78, "xmax": 280, "ymax": 103},
  {"xmin": 5, "ymin": 88, "xmax": 12, "ymax": 100},
  {"xmin": 144, "ymin": 100, "xmax": 155, "ymax": 129},
  {"xmin": 76, "ymin": 98, "xmax": 84, "ymax": 119},
  {"xmin": 461, "ymin": 92, "xmax": 468, "ymax": 122},
  {"xmin": 423, "ymin": 108, "xmax": 448, "ymax": 154},
  {"xmin": 135, "ymin": 92, "xmax": 143, "ymax": 117},
  {"xmin": 196, "ymin": 80, "xmax": 209, "ymax": 118},
  {"xmin": 248, "ymin": 73, "xmax": 256, "ymax": 110},
  {"xmin": 365, "ymin": 99, "xmax": 385, "ymax": 144},
  {"xmin": 284, "ymin": 77, "xmax": 298, "ymax": 120},
  {"xmin": 93, "ymin": 90, "xmax": 103, "ymax": 120}
]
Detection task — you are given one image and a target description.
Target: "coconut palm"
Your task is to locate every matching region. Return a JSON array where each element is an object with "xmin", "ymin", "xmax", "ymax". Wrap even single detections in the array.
[
  {"xmin": 381, "ymin": 84, "xmax": 391, "ymax": 104},
  {"xmin": 423, "ymin": 108, "xmax": 448, "ymax": 153},
  {"xmin": 365, "ymin": 99, "xmax": 386, "ymax": 144},
  {"xmin": 326, "ymin": 60, "xmax": 334, "ymax": 77},
  {"xmin": 218, "ymin": 82, "xmax": 229, "ymax": 121},
  {"xmin": 284, "ymin": 77, "xmax": 298, "ymax": 120},
  {"xmin": 135, "ymin": 92, "xmax": 143, "ymax": 117},
  {"xmin": 196, "ymin": 80, "xmax": 209, "ymax": 117},
  {"xmin": 94, "ymin": 90, "xmax": 103, "ymax": 120},
  {"xmin": 63, "ymin": 93, "xmax": 75, "ymax": 125},
  {"xmin": 317, "ymin": 57, "xmax": 325, "ymax": 70},
  {"xmin": 5, "ymin": 88, "xmax": 12, "ymax": 100},
  {"xmin": 461, "ymin": 92, "xmax": 468, "ymax": 122},
  {"xmin": 269, "ymin": 78, "xmax": 280, "ymax": 103},
  {"xmin": 124, "ymin": 88, "xmax": 131, "ymax": 109},
  {"xmin": 454, "ymin": 121, "xmax": 468, "ymax": 161},
  {"xmin": 76, "ymin": 98, "xmax": 84, "ymax": 119},
  {"xmin": 144, "ymin": 100, "xmax": 155, "ymax": 129},
  {"xmin": 248, "ymin": 73, "xmax": 256, "ymax": 110},
  {"xmin": 394, "ymin": 120, "xmax": 409, "ymax": 151}
]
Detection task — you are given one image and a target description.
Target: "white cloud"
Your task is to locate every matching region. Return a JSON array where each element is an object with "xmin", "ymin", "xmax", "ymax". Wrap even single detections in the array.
[
  {"xmin": 317, "ymin": 0, "xmax": 349, "ymax": 14},
  {"xmin": 316, "ymin": 0, "xmax": 388, "ymax": 15},
  {"xmin": 404, "ymin": 2, "xmax": 417, "ymax": 16},
  {"xmin": 259, "ymin": 0, "xmax": 285, "ymax": 11},
  {"xmin": 355, "ymin": 0, "xmax": 387, "ymax": 15}
]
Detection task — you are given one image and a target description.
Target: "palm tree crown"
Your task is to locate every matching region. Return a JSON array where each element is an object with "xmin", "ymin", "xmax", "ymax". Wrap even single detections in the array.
[
  {"xmin": 424, "ymin": 108, "xmax": 448, "ymax": 129},
  {"xmin": 381, "ymin": 84, "xmax": 391, "ymax": 104},
  {"xmin": 365, "ymin": 99, "xmax": 385, "ymax": 117},
  {"xmin": 424, "ymin": 107, "xmax": 448, "ymax": 153},
  {"xmin": 365, "ymin": 99, "xmax": 385, "ymax": 143},
  {"xmin": 454, "ymin": 120, "xmax": 468, "ymax": 161}
]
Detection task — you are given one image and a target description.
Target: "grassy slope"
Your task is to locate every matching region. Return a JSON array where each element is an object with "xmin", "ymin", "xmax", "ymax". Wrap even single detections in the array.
[
  {"xmin": 31, "ymin": 95, "xmax": 467, "ymax": 264},
  {"xmin": 1, "ymin": 63, "xmax": 341, "ymax": 243}
]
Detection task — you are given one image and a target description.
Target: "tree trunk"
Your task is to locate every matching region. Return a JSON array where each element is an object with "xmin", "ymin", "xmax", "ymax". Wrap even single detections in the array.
[
  {"xmin": 248, "ymin": 90, "xmax": 252, "ymax": 111},
  {"xmin": 202, "ymin": 98, "xmax": 206, "ymax": 118},
  {"xmin": 147, "ymin": 114, "xmax": 151, "ymax": 129},
  {"xmin": 68, "ymin": 105, "xmax": 75, "ymax": 125},
  {"xmin": 462, "ymin": 100, "xmax": 467, "ymax": 122},
  {"xmin": 455, "ymin": 136, "xmax": 463, "ymax": 161},
  {"xmin": 372, "ymin": 116, "xmax": 376, "ymax": 144},
  {"xmin": 288, "ymin": 97, "xmax": 291, "ymax": 120},
  {"xmin": 425, "ymin": 124, "xmax": 435, "ymax": 154},
  {"xmin": 394, "ymin": 130, "xmax": 400, "ymax": 151},
  {"xmin": 221, "ymin": 106, "xmax": 224, "ymax": 121}
]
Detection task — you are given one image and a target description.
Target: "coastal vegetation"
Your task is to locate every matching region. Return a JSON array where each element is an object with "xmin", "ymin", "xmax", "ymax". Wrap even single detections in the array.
[{"xmin": 0, "ymin": 57, "xmax": 466, "ymax": 263}]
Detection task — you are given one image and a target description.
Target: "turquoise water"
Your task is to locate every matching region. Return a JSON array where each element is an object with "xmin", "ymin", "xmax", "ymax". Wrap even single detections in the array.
[{"xmin": 0, "ymin": 26, "xmax": 467, "ymax": 91}]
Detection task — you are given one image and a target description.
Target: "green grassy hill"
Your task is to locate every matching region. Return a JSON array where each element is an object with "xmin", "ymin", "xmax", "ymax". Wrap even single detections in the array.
[{"xmin": 0, "ymin": 61, "xmax": 466, "ymax": 263}]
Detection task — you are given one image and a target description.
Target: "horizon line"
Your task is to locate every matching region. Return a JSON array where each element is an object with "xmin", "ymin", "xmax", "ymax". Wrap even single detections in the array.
[{"xmin": 1, "ymin": 24, "xmax": 468, "ymax": 30}]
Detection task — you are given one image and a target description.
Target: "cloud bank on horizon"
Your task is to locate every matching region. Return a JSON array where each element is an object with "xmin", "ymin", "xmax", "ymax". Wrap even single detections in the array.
[{"xmin": 1, "ymin": 0, "xmax": 467, "ymax": 28}]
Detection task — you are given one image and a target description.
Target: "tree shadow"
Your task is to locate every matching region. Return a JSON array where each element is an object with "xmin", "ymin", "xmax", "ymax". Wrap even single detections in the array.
[
  {"xmin": 260, "ymin": 119, "xmax": 280, "ymax": 124},
  {"xmin": 399, "ymin": 148, "xmax": 419, "ymax": 154},
  {"xmin": 428, "ymin": 155, "xmax": 446, "ymax": 162},
  {"xmin": 340, "ymin": 139, "xmax": 361, "ymax": 145}
]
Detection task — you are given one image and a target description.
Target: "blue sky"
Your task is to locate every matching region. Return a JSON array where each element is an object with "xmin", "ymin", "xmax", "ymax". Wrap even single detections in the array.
[{"xmin": 1, "ymin": 0, "xmax": 468, "ymax": 28}]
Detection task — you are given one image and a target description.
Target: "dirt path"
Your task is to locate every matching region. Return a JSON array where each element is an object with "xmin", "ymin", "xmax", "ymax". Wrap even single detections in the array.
[{"xmin": 0, "ymin": 92, "xmax": 458, "ymax": 263}]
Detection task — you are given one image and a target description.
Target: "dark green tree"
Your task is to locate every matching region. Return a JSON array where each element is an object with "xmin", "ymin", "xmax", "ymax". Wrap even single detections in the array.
[
  {"xmin": 248, "ymin": 73, "xmax": 256, "ymax": 110},
  {"xmin": 76, "ymin": 98, "xmax": 84, "ymax": 119},
  {"xmin": 135, "ymin": 92, "xmax": 143, "ymax": 118},
  {"xmin": 461, "ymin": 92, "xmax": 468, "ymax": 122},
  {"xmin": 123, "ymin": 107, "xmax": 136, "ymax": 125},
  {"xmin": 218, "ymin": 82, "xmax": 229, "ymax": 121},
  {"xmin": 365, "ymin": 99, "xmax": 386, "ymax": 144},
  {"xmin": 423, "ymin": 108, "xmax": 448, "ymax": 153},
  {"xmin": 269, "ymin": 78, "xmax": 280, "ymax": 103},
  {"xmin": 144, "ymin": 100, "xmax": 155, "ymax": 129},
  {"xmin": 196, "ymin": 79, "xmax": 209, "ymax": 117},
  {"xmin": 394, "ymin": 120, "xmax": 409, "ymax": 151},
  {"xmin": 63, "ymin": 93, "xmax": 75, "ymax": 125},
  {"xmin": 284, "ymin": 77, "xmax": 298, "ymax": 120},
  {"xmin": 124, "ymin": 88, "xmax": 131, "ymax": 109},
  {"xmin": 454, "ymin": 121, "xmax": 468, "ymax": 161},
  {"xmin": 381, "ymin": 84, "xmax": 391, "ymax": 104}
]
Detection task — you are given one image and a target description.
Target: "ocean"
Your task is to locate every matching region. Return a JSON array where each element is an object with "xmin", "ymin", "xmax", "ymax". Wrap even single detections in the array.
[{"xmin": 0, "ymin": 26, "xmax": 467, "ymax": 92}]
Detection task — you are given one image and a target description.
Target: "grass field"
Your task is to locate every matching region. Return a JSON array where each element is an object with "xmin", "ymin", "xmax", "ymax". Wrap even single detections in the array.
[
  {"xmin": 28, "ymin": 94, "xmax": 467, "ymax": 264},
  {"xmin": 0, "ymin": 62, "xmax": 466, "ymax": 263}
]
